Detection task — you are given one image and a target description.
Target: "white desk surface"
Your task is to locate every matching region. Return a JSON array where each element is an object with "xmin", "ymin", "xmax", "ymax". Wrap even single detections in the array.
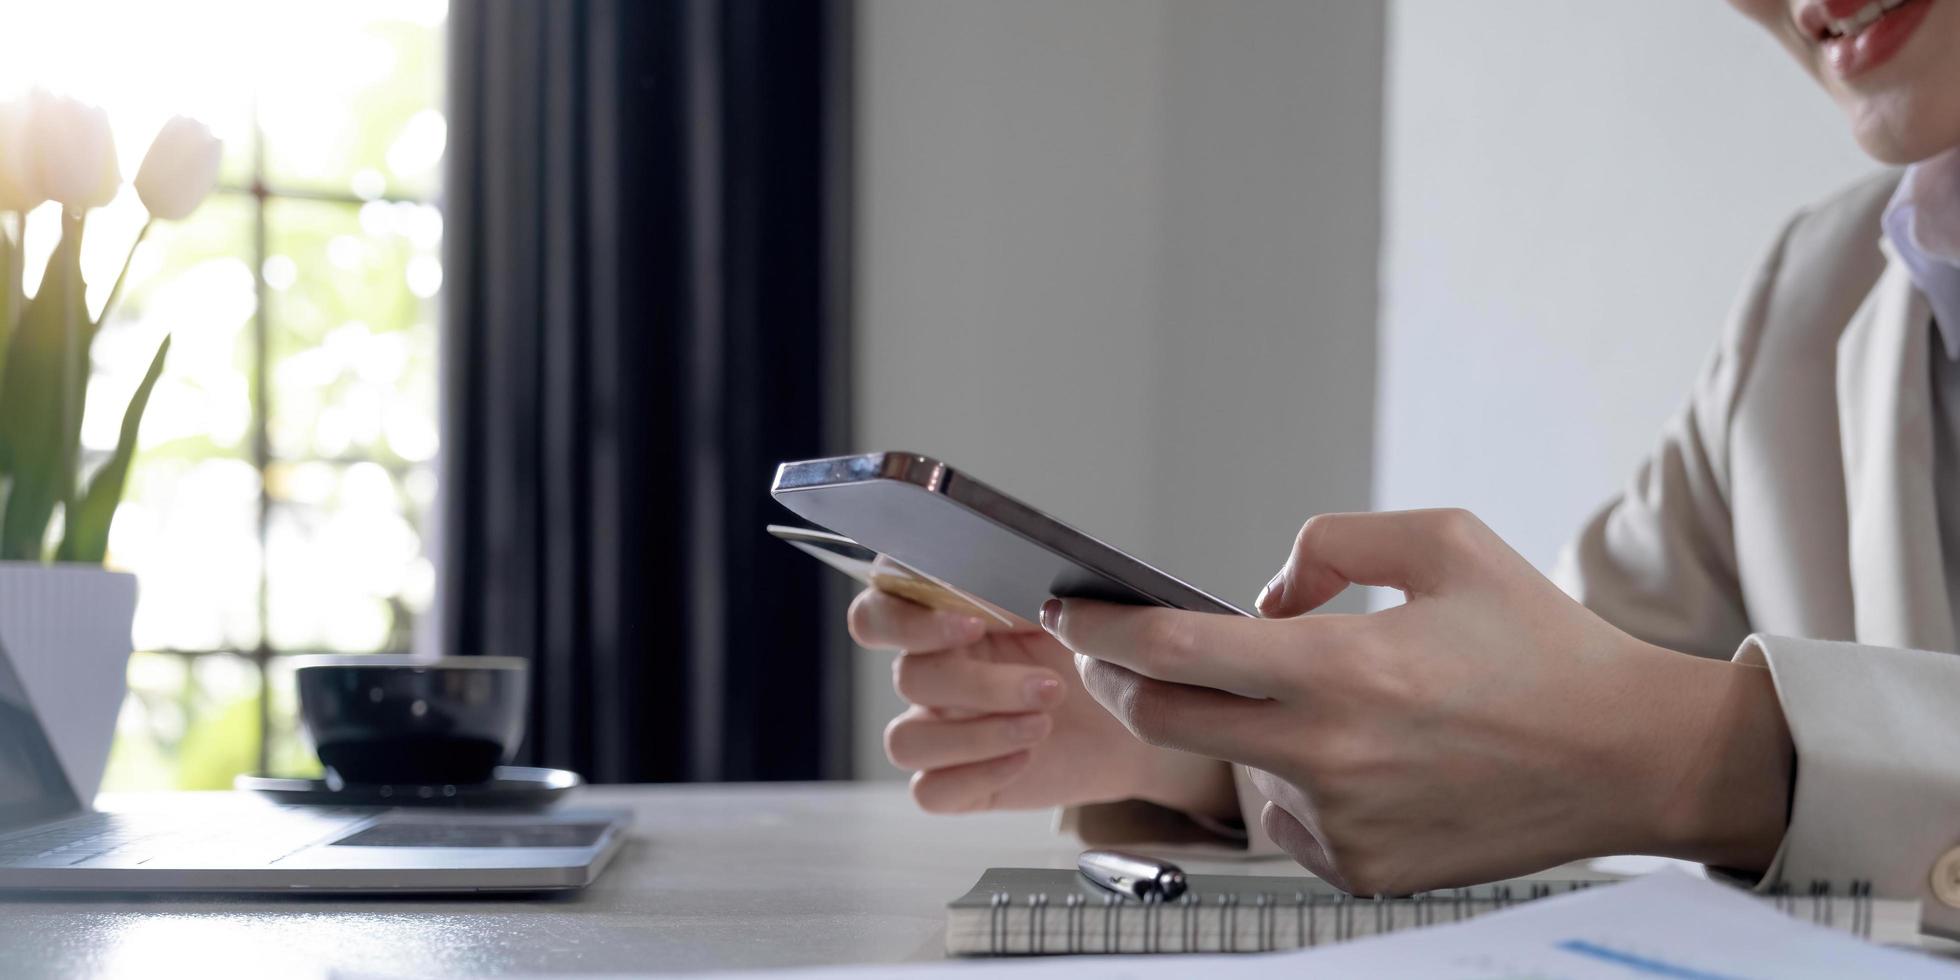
[{"xmin": 0, "ymin": 782, "xmax": 1359, "ymax": 979}]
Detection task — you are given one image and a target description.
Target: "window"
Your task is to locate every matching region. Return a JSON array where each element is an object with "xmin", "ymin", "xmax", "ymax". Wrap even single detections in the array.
[{"xmin": 0, "ymin": 0, "xmax": 446, "ymax": 788}]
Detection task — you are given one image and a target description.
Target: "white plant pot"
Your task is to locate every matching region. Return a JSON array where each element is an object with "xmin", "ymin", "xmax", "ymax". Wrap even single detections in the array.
[{"xmin": 0, "ymin": 562, "xmax": 137, "ymax": 803}]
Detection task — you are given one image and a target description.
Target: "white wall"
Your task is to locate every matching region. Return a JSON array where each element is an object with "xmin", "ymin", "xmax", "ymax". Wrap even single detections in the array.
[
  {"xmin": 856, "ymin": 0, "xmax": 1166, "ymax": 560},
  {"xmin": 854, "ymin": 1, "xmax": 1167, "ymax": 781},
  {"xmin": 853, "ymin": 0, "xmax": 1385, "ymax": 779},
  {"xmin": 1376, "ymin": 0, "xmax": 1876, "ymax": 571},
  {"xmin": 1152, "ymin": 2, "xmax": 1383, "ymax": 606}
]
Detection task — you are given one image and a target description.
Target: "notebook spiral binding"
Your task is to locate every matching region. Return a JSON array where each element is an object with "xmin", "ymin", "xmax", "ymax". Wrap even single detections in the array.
[{"xmin": 982, "ymin": 879, "xmax": 1877, "ymax": 955}]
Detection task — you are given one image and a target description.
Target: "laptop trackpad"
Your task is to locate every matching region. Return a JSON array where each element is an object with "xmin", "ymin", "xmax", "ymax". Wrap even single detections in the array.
[{"xmin": 330, "ymin": 822, "xmax": 612, "ymax": 849}]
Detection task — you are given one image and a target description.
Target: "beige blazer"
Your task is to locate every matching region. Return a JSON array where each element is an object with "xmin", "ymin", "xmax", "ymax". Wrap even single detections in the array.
[{"xmin": 1069, "ymin": 171, "xmax": 1960, "ymax": 936}]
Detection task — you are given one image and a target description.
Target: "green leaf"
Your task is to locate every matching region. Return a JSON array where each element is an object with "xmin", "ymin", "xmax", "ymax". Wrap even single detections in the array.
[
  {"xmin": 0, "ymin": 212, "xmax": 92, "ymax": 561},
  {"xmin": 58, "ymin": 335, "xmax": 168, "ymax": 565}
]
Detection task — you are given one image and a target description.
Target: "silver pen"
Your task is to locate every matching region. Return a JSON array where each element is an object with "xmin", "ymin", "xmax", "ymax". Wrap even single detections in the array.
[{"xmin": 1078, "ymin": 849, "xmax": 1188, "ymax": 902}]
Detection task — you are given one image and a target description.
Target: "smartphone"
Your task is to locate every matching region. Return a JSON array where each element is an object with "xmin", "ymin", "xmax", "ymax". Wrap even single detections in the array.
[{"xmin": 770, "ymin": 451, "xmax": 1249, "ymax": 623}]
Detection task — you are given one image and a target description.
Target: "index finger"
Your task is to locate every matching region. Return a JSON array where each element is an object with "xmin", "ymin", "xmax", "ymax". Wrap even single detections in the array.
[
  {"xmin": 1040, "ymin": 598, "xmax": 1306, "ymax": 699},
  {"xmin": 849, "ymin": 589, "xmax": 989, "ymax": 652}
]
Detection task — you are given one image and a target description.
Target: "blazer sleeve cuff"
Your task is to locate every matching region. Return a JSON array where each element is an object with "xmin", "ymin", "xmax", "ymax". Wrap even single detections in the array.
[{"xmin": 1731, "ymin": 633, "xmax": 1960, "ymax": 937}]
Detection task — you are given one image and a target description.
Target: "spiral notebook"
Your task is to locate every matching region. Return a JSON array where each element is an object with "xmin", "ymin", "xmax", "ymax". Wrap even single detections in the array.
[{"xmin": 947, "ymin": 868, "xmax": 1920, "ymax": 956}]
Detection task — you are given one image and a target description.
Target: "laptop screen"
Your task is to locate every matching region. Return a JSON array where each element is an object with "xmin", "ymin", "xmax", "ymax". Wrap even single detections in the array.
[{"xmin": 0, "ymin": 640, "xmax": 82, "ymax": 832}]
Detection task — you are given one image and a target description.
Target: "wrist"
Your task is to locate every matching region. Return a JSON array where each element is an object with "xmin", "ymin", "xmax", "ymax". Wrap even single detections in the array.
[
  {"xmin": 1133, "ymin": 750, "xmax": 1238, "ymax": 822},
  {"xmin": 1628, "ymin": 645, "xmax": 1793, "ymax": 871}
]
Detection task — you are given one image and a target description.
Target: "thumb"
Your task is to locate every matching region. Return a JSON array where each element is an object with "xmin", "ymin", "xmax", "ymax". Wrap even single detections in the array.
[
  {"xmin": 1254, "ymin": 509, "xmax": 1478, "ymax": 618},
  {"xmin": 1260, "ymin": 802, "xmax": 1348, "ymax": 891}
]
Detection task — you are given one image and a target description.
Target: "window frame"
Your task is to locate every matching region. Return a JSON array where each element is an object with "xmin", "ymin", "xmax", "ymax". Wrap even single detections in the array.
[{"xmin": 134, "ymin": 105, "xmax": 437, "ymax": 779}]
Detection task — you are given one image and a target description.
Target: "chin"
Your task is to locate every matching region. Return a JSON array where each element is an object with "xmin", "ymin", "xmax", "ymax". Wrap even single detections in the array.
[
  {"xmin": 1780, "ymin": 0, "xmax": 1960, "ymax": 165},
  {"xmin": 1849, "ymin": 122, "xmax": 1954, "ymax": 166},
  {"xmin": 1842, "ymin": 97, "xmax": 1960, "ymax": 165}
]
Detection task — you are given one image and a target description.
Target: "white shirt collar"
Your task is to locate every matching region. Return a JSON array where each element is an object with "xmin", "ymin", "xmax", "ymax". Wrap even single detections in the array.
[{"xmin": 1882, "ymin": 149, "xmax": 1960, "ymax": 359}]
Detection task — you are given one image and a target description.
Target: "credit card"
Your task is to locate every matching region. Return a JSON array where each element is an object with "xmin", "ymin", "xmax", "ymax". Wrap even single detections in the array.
[{"xmin": 766, "ymin": 524, "xmax": 1028, "ymax": 628}]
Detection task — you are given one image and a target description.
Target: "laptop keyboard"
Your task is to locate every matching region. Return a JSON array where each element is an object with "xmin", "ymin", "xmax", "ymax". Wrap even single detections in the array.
[{"xmin": 0, "ymin": 809, "xmax": 366, "ymax": 867}]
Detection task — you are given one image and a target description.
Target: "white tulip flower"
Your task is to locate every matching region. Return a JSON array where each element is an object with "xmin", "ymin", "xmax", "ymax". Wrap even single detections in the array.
[
  {"xmin": 27, "ymin": 91, "xmax": 119, "ymax": 211},
  {"xmin": 0, "ymin": 100, "xmax": 44, "ymax": 213},
  {"xmin": 135, "ymin": 116, "xmax": 222, "ymax": 221}
]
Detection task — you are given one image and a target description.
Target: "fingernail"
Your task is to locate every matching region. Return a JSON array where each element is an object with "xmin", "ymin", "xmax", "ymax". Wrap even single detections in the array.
[
  {"xmin": 1008, "ymin": 714, "xmax": 1048, "ymax": 744},
  {"xmin": 944, "ymin": 614, "xmax": 987, "ymax": 640},
  {"xmin": 1256, "ymin": 571, "xmax": 1286, "ymax": 612},
  {"xmin": 1040, "ymin": 598, "xmax": 1062, "ymax": 632},
  {"xmin": 1024, "ymin": 675, "xmax": 1062, "ymax": 708}
]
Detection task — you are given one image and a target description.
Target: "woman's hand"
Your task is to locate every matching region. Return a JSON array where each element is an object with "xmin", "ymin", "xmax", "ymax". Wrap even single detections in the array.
[
  {"xmin": 1043, "ymin": 509, "xmax": 1795, "ymax": 895},
  {"xmin": 849, "ymin": 589, "xmax": 1235, "ymax": 818}
]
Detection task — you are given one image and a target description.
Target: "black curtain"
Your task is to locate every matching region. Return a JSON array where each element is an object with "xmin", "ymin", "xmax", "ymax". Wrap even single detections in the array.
[{"xmin": 441, "ymin": 0, "xmax": 853, "ymax": 783}]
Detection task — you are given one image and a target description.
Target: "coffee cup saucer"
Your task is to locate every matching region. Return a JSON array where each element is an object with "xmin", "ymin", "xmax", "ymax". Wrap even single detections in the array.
[{"xmin": 234, "ymin": 765, "xmax": 581, "ymax": 809}]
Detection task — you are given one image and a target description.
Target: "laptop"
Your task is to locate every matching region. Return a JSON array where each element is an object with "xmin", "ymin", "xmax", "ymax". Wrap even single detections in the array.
[{"xmin": 0, "ymin": 640, "xmax": 630, "ymax": 893}]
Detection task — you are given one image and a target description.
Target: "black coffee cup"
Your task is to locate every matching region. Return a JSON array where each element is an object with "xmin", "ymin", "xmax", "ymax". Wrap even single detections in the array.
[{"xmin": 294, "ymin": 656, "xmax": 529, "ymax": 785}]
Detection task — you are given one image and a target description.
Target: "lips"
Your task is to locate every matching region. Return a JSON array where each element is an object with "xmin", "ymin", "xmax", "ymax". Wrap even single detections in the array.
[
  {"xmin": 1797, "ymin": 0, "xmax": 1935, "ymax": 78},
  {"xmin": 1800, "ymin": 0, "xmax": 1912, "ymax": 38}
]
